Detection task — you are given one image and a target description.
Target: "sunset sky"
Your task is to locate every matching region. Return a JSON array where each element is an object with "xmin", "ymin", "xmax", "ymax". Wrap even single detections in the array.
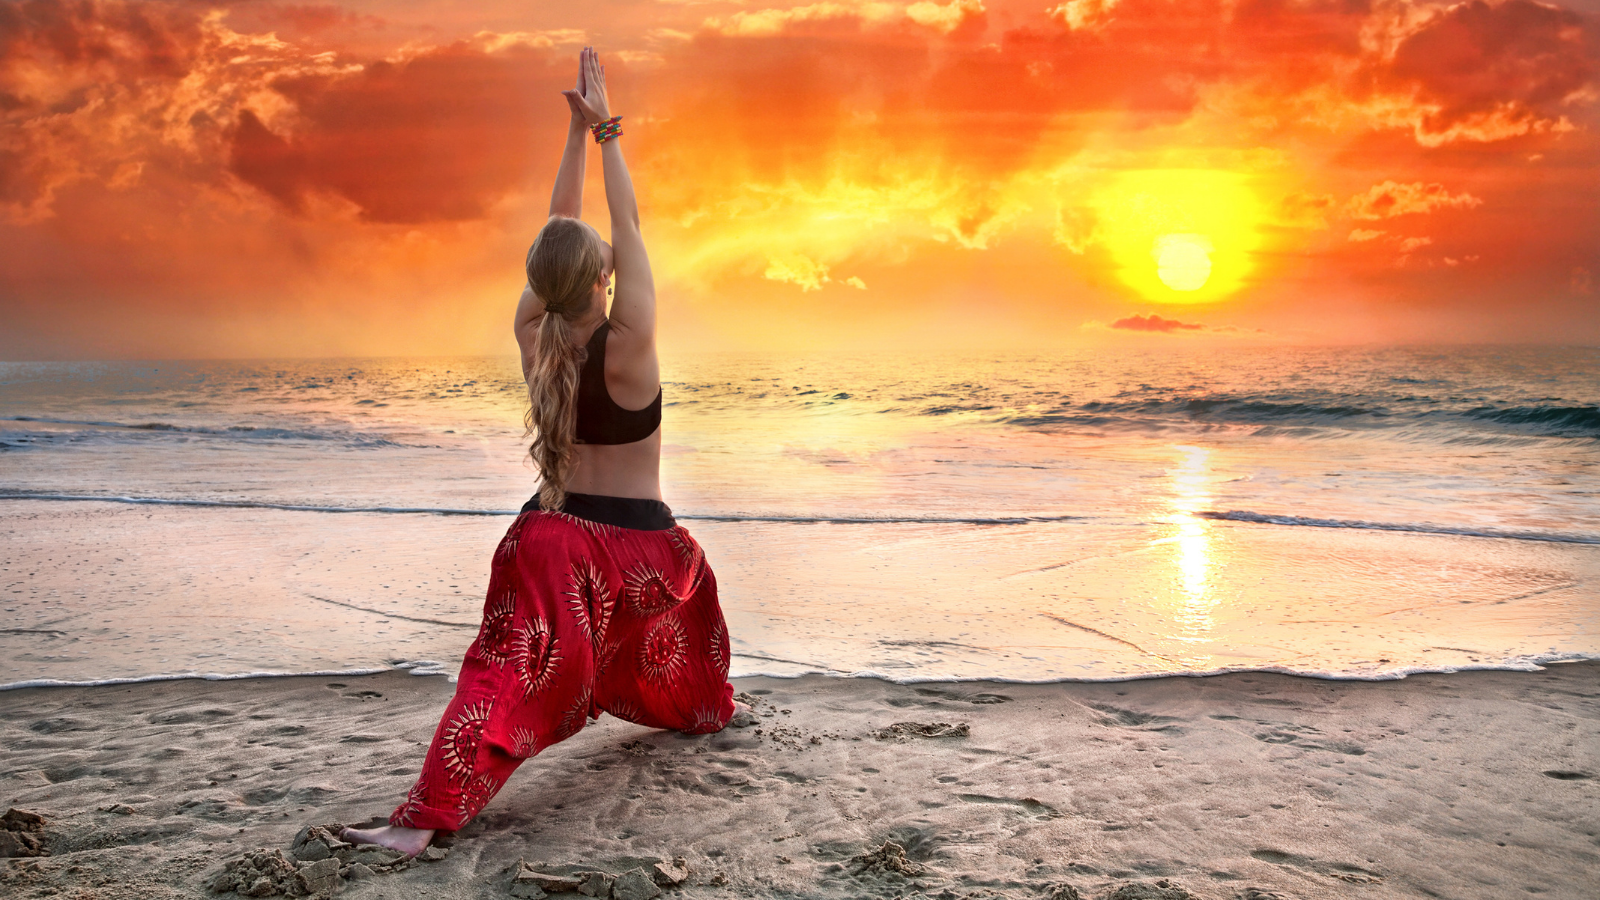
[{"xmin": 1, "ymin": 0, "xmax": 1597, "ymax": 358}]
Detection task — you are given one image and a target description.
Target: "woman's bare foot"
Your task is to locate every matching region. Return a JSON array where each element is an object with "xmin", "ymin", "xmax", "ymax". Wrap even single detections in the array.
[
  {"xmin": 340, "ymin": 824, "xmax": 435, "ymax": 858},
  {"xmin": 728, "ymin": 699, "xmax": 757, "ymax": 728}
]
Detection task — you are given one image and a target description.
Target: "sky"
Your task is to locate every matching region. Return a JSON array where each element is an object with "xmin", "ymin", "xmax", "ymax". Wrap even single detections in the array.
[{"xmin": 1, "ymin": 0, "xmax": 1597, "ymax": 359}]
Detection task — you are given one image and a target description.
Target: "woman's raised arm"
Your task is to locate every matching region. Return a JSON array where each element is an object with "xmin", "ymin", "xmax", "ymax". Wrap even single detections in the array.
[
  {"xmin": 566, "ymin": 48, "xmax": 656, "ymax": 344},
  {"xmin": 516, "ymin": 54, "xmax": 595, "ymax": 374},
  {"xmin": 548, "ymin": 58, "xmax": 589, "ymax": 219}
]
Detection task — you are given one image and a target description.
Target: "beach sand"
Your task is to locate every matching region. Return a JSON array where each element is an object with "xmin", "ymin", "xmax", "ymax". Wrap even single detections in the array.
[{"xmin": 2, "ymin": 664, "xmax": 1596, "ymax": 900}]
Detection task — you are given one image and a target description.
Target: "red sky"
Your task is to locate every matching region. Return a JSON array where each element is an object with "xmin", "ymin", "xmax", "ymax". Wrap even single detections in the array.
[{"xmin": 1, "ymin": 0, "xmax": 1596, "ymax": 358}]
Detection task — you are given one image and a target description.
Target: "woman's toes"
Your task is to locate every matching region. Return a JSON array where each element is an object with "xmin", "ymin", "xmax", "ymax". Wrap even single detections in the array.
[
  {"xmin": 340, "ymin": 826, "xmax": 378, "ymax": 846},
  {"xmin": 338, "ymin": 825, "xmax": 435, "ymax": 858}
]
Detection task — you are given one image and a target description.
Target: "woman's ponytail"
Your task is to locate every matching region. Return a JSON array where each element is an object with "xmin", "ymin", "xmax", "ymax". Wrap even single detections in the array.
[{"xmin": 523, "ymin": 217, "xmax": 605, "ymax": 511}]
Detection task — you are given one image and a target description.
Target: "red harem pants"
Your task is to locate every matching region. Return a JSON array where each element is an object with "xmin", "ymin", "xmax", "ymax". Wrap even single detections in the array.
[{"xmin": 390, "ymin": 509, "xmax": 735, "ymax": 831}]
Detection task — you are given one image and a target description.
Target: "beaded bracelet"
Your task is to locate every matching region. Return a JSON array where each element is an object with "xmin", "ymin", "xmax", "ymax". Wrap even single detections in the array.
[{"xmin": 590, "ymin": 116, "xmax": 623, "ymax": 144}]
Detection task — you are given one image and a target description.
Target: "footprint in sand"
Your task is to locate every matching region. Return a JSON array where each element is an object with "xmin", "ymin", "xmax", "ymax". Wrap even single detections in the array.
[
  {"xmin": 957, "ymin": 793, "xmax": 1058, "ymax": 819},
  {"xmin": 872, "ymin": 722, "xmax": 971, "ymax": 741},
  {"xmin": 1250, "ymin": 724, "xmax": 1367, "ymax": 756},
  {"xmin": 27, "ymin": 717, "xmax": 94, "ymax": 734},
  {"xmin": 147, "ymin": 708, "xmax": 235, "ymax": 726},
  {"xmin": 887, "ymin": 688, "xmax": 1015, "ymax": 708},
  {"xmin": 1251, "ymin": 848, "xmax": 1383, "ymax": 884},
  {"xmin": 1089, "ymin": 703, "xmax": 1182, "ymax": 731}
]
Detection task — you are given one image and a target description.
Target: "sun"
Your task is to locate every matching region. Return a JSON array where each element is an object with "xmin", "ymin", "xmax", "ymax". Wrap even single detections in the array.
[
  {"xmin": 1088, "ymin": 170, "xmax": 1265, "ymax": 304},
  {"xmin": 1156, "ymin": 234, "xmax": 1213, "ymax": 291}
]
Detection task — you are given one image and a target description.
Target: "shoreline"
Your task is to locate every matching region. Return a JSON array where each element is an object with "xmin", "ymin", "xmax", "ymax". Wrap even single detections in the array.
[
  {"xmin": 3, "ymin": 663, "xmax": 1596, "ymax": 899},
  {"xmin": 6, "ymin": 652, "xmax": 1600, "ymax": 694}
]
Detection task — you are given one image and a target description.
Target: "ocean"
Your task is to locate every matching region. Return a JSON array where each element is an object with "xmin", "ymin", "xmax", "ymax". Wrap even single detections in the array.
[{"xmin": 2, "ymin": 346, "xmax": 1596, "ymax": 689}]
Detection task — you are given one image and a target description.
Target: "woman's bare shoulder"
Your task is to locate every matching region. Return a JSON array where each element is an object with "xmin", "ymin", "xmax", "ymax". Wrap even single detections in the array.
[{"xmin": 602, "ymin": 316, "xmax": 659, "ymax": 406}]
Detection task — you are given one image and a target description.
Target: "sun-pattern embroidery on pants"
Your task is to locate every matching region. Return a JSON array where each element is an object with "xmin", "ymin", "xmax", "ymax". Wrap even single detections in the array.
[
  {"xmin": 556, "ymin": 682, "xmax": 594, "ymax": 741},
  {"xmin": 639, "ymin": 617, "xmax": 688, "ymax": 686},
  {"xmin": 667, "ymin": 527, "xmax": 699, "ymax": 568},
  {"xmin": 511, "ymin": 616, "xmax": 561, "ymax": 698},
  {"xmin": 392, "ymin": 777, "xmax": 431, "ymax": 826},
  {"xmin": 475, "ymin": 589, "xmax": 517, "ymax": 665},
  {"xmin": 623, "ymin": 564, "xmax": 682, "ymax": 617},
  {"xmin": 707, "ymin": 619, "xmax": 727, "ymax": 673},
  {"xmin": 685, "ymin": 701, "xmax": 728, "ymax": 735},
  {"xmin": 508, "ymin": 726, "xmax": 538, "ymax": 759},
  {"xmin": 605, "ymin": 697, "xmax": 646, "ymax": 725},
  {"xmin": 593, "ymin": 635, "xmax": 623, "ymax": 677},
  {"xmin": 557, "ymin": 511, "xmax": 618, "ymax": 540},
  {"xmin": 440, "ymin": 700, "xmax": 493, "ymax": 784},
  {"xmin": 493, "ymin": 519, "xmax": 523, "ymax": 566},
  {"xmin": 461, "ymin": 772, "xmax": 507, "ymax": 825},
  {"xmin": 564, "ymin": 557, "xmax": 612, "ymax": 647}
]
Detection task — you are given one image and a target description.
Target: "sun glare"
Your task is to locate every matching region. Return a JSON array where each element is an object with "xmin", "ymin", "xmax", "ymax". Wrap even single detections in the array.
[
  {"xmin": 1090, "ymin": 170, "xmax": 1264, "ymax": 304},
  {"xmin": 1155, "ymin": 234, "xmax": 1213, "ymax": 291}
]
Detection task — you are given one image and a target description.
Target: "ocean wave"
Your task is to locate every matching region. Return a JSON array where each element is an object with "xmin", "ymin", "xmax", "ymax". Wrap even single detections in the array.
[
  {"xmin": 0, "ymin": 491, "xmax": 1090, "ymax": 525},
  {"xmin": 795, "ymin": 652, "xmax": 1600, "ymax": 684},
  {"xmin": 1464, "ymin": 405, "xmax": 1600, "ymax": 436},
  {"xmin": 1, "ymin": 416, "xmax": 402, "ymax": 447},
  {"xmin": 992, "ymin": 399, "xmax": 1600, "ymax": 439},
  {"xmin": 0, "ymin": 663, "xmax": 446, "ymax": 693},
  {"xmin": 1200, "ymin": 509, "xmax": 1600, "ymax": 544},
  {"xmin": 0, "ymin": 492, "xmax": 518, "ymax": 516}
]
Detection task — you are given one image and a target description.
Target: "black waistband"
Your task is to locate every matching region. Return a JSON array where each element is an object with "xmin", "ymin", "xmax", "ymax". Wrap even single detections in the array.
[{"xmin": 521, "ymin": 491, "xmax": 677, "ymax": 531}]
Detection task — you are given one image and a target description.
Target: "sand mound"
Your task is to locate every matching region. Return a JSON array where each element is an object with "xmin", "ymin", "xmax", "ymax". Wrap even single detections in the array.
[
  {"xmin": 0, "ymin": 809, "xmax": 47, "ymax": 859},
  {"xmin": 205, "ymin": 823, "xmax": 442, "ymax": 897}
]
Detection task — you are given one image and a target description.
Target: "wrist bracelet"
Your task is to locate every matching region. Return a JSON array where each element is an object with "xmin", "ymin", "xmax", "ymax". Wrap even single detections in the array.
[{"xmin": 590, "ymin": 116, "xmax": 623, "ymax": 144}]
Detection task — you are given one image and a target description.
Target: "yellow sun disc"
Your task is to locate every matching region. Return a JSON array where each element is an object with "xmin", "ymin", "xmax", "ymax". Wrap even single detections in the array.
[
  {"xmin": 1156, "ymin": 234, "xmax": 1213, "ymax": 291},
  {"xmin": 1088, "ymin": 169, "xmax": 1264, "ymax": 304}
]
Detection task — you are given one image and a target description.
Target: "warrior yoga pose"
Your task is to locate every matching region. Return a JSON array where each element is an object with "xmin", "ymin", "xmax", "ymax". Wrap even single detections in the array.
[{"xmin": 343, "ymin": 47, "xmax": 737, "ymax": 857}]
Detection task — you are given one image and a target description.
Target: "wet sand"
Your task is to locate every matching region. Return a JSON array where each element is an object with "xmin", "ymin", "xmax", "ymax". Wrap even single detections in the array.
[{"xmin": 1, "ymin": 664, "xmax": 1597, "ymax": 899}]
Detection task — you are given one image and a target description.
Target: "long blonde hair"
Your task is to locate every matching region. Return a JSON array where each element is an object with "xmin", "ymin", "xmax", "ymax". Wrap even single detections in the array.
[{"xmin": 524, "ymin": 217, "xmax": 605, "ymax": 511}]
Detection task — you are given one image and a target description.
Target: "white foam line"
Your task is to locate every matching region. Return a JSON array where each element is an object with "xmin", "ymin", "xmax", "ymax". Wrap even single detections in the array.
[
  {"xmin": 0, "ymin": 666, "xmax": 400, "ymax": 692},
  {"xmin": 0, "ymin": 492, "xmax": 516, "ymax": 517},
  {"xmin": 0, "ymin": 491, "xmax": 1090, "ymax": 525},
  {"xmin": 731, "ymin": 651, "xmax": 1600, "ymax": 685},
  {"xmin": 1201, "ymin": 510, "xmax": 1600, "ymax": 545},
  {"xmin": 7, "ymin": 652, "xmax": 1598, "ymax": 692},
  {"xmin": 678, "ymin": 513, "xmax": 1088, "ymax": 525}
]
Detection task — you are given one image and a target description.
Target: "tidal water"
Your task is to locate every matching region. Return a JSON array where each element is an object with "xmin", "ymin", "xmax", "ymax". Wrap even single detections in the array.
[{"xmin": 1, "ymin": 346, "xmax": 1596, "ymax": 688}]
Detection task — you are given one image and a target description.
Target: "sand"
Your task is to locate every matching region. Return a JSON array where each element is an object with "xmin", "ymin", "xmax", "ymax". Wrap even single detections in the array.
[{"xmin": 1, "ymin": 664, "xmax": 1596, "ymax": 900}]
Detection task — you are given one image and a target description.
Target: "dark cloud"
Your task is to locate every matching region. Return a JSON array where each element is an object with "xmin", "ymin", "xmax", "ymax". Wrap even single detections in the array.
[
  {"xmin": 1389, "ymin": 0, "xmax": 1595, "ymax": 140},
  {"xmin": 1110, "ymin": 313, "xmax": 1205, "ymax": 333},
  {"xmin": 0, "ymin": 0, "xmax": 197, "ymax": 81},
  {"xmin": 229, "ymin": 42, "xmax": 570, "ymax": 223}
]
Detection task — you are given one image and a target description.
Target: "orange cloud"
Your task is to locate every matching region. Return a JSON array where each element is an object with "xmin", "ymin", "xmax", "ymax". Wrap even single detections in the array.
[
  {"xmin": 228, "ymin": 41, "xmax": 570, "ymax": 222},
  {"xmin": 1387, "ymin": 0, "xmax": 1594, "ymax": 145},
  {"xmin": 1345, "ymin": 181, "xmax": 1484, "ymax": 220},
  {"xmin": 1110, "ymin": 313, "xmax": 1203, "ymax": 333},
  {"xmin": 703, "ymin": 0, "xmax": 985, "ymax": 37}
]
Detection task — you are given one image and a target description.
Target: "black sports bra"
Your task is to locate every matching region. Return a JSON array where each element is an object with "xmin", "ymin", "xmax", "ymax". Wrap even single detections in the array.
[{"xmin": 576, "ymin": 320, "xmax": 662, "ymax": 445}]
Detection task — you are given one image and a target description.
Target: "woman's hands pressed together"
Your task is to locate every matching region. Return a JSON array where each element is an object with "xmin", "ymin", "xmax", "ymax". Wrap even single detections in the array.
[{"xmin": 562, "ymin": 46, "xmax": 611, "ymax": 127}]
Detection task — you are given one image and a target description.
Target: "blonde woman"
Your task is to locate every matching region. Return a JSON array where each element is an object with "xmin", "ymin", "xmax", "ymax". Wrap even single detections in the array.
[{"xmin": 344, "ymin": 47, "xmax": 735, "ymax": 856}]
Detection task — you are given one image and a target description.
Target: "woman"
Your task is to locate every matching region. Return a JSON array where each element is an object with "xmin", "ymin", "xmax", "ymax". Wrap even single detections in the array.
[{"xmin": 343, "ymin": 47, "xmax": 736, "ymax": 857}]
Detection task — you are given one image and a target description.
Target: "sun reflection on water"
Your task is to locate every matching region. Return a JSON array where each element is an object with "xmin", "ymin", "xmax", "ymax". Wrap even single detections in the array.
[{"xmin": 1166, "ymin": 445, "xmax": 1217, "ymax": 654}]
